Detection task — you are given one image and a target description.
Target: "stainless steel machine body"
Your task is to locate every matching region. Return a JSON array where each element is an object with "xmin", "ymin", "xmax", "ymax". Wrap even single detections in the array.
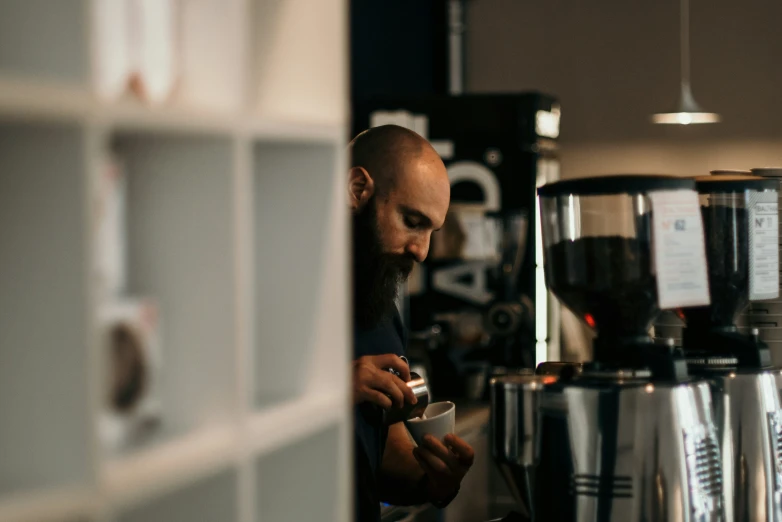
[
  {"xmin": 491, "ymin": 371, "xmax": 724, "ymax": 522},
  {"xmin": 490, "ymin": 375, "xmax": 550, "ymax": 520},
  {"xmin": 696, "ymin": 370, "xmax": 782, "ymax": 522},
  {"xmin": 534, "ymin": 375, "xmax": 721, "ymax": 522}
]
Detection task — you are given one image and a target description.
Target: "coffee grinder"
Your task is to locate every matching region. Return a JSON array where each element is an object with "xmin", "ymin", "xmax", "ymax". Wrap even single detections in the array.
[
  {"xmin": 493, "ymin": 175, "xmax": 724, "ymax": 522},
  {"xmin": 678, "ymin": 174, "xmax": 782, "ymax": 522}
]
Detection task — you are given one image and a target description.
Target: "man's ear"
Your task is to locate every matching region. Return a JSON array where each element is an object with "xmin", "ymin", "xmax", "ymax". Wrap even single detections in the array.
[{"xmin": 348, "ymin": 166, "xmax": 375, "ymax": 210}]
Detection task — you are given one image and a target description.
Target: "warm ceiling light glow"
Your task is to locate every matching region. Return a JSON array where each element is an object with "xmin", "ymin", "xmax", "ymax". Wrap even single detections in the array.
[{"xmin": 651, "ymin": 111, "xmax": 721, "ymax": 125}]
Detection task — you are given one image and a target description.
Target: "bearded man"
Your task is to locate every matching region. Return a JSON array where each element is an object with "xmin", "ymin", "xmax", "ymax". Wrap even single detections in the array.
[{"xmin": 348, "ymin": 125, "xmax": 475, "ymax": 522}]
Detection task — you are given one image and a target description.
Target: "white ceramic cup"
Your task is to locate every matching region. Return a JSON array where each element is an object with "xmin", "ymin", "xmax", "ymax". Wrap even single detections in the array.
[{"xmin": 404, "ymin": 401, "xmax": 456, "ymax": 447}]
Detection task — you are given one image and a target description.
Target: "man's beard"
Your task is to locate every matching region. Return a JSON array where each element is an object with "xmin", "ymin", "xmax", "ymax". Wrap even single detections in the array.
[{"xmin": 352, "ymin": 200, "xmax": 416, "ymax": 329}]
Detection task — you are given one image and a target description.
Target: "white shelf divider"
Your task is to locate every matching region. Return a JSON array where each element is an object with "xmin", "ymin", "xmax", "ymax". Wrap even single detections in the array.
[
  {"xmin": 0, "ymin": 75, "xmax": 91, "ymax": 122},
  {"xmin": 247, "ymin": 391, "xmax": 349, "ymax": 459},
  {"xmin": 234, "ymin": 135, "xmax": 256, "ymax": 522},
  {"xmin": 115, "ymin": 467, "xmax": 238, "ymax": 522},
  {"xmin": 248, "ymin": 119, "xmax": 344, "ymax": 144},
  {"xmin": 101, "ymin": 96, "xmax": 239, "ymax": 136},
  {"xmin": 0, "ymin": 75, "xmax": 346, "ymax": 143},
  {"xmin": 103, "ymin": 424, "xmax": 238, "ymax": 510},
  {"xmin": 0, "ymin": 488, "xmax": 99, "ymax": 522},
  {"xmin": 233, "ymin": 135, "xmax": 255, "ymax": 421}
]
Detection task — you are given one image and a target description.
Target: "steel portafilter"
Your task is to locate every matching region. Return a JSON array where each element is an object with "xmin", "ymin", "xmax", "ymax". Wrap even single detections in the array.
[{"xmin": 382, "ymin": 356, "xmax": 430, "ymax": 425}]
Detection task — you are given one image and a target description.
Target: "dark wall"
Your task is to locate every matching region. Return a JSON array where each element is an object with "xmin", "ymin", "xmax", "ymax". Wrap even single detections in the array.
[
  {"xmin": 350, "ymin": 0, "xmax": 449, "ymax": 133},
  {"xmin": 466, "ymin": 0, "xmax": 782, "ymax": 144},
  {"xmin": 464, "ymin": 0, "xmax": 782, "ymax": 179}
]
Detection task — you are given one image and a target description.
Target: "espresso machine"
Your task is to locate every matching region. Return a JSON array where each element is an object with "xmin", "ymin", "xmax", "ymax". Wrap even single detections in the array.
[
  {"xmin": 492, "ymin": 175, "xmax": 723, "ymax": 522},
  {"xmin": 678, "ymin": 174, "xmax": 782, "ymax": 522}
]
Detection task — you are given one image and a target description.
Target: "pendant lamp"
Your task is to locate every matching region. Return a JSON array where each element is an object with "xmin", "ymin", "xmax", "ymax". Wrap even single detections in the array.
[{"xmin": 652, "ymin": 0, "xmax": 720, "ymax": 124}]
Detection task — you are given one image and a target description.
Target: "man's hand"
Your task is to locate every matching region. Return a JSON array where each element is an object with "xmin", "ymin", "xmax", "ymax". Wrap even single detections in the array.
[
  {"xmin": 353, "ymin": 354, "xmax": 417, "ymax": 409},
  {"xmin": 413, "ymin": 433, "xmax": 475, "ymax": 504}
]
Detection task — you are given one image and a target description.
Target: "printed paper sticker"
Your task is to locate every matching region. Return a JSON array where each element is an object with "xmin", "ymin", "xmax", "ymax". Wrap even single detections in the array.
[
  {"xmin": 749, "ymin": 192, "xmax": 779, "ymax": 300},
  {"xmin": 649, "ymin": 190, "xmax": 711, "ymax": 309}
]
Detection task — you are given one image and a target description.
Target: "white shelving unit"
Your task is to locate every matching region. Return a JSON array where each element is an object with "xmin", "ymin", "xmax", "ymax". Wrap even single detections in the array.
[{"xmin": 0, "ymin": 1, "xmax": 349, "ymax": 521}]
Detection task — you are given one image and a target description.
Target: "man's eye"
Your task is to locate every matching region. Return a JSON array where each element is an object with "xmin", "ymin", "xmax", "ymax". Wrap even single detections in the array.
[{"xmin": 404, "ymin": 217, "xmax": 420, "ymax": 229}]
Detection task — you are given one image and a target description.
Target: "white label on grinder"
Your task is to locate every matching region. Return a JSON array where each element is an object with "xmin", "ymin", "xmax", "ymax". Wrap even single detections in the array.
[
  {"xmin": 749, "ymin": 192, "xmax": 779, "ymax": 300},
  {"xmin": 650, "ymin": 190, "xmax": 711, "ymax": 309}
]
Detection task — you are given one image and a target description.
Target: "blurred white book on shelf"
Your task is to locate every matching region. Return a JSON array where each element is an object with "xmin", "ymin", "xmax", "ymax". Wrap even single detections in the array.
[
  {"xmin": 98, "ymin": 297, "xmax": 163, "ymax": 455},
  {"xmin": 93, "ymin": 0, "xmax": 133, "ymax": 101},
  {"xmin": 128, "ymin": 0, "xmax": 179, "ymax": 104},
  {"xmin": 94, "ymin": 151, "xmax": 127, "ymax": 299},
  {"xmin": 93, "ymin": 0, "xmax": 179, "ymax": 104}
]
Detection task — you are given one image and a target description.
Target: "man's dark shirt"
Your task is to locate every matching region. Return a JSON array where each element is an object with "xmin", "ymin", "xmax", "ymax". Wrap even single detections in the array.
[{"xmin": 353, "ymin": 310, "xmax": 407, "ymax": 522}]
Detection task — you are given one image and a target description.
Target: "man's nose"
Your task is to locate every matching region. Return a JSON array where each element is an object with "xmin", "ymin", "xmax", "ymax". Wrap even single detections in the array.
[{"xmin": 406, "ymin": 235, "xmax": 430, "ymax": 263}]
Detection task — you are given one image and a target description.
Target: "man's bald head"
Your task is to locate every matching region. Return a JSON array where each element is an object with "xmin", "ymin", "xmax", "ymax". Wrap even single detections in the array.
[
  {"xmin": 349, "ymin": 124, "xmax": 450, "ymax": 326},
  {"xmin": 349, "ymin": 124, "xmax": 435, "ymax": 197}
]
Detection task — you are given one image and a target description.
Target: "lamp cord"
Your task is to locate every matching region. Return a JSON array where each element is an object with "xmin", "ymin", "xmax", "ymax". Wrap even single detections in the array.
[{"xmin": 680, "ymin": 0, "xmax": 690, "ymax": 88}]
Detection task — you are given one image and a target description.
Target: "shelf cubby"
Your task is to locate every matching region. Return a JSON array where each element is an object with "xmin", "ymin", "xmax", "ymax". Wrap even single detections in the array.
[
  {"xmin": 113, "ymin": 132, "xmax": 237, "ymax": 445},
  {"xmin": 252, "ymin": 141, "xmax": 349, "ymax": 409}
]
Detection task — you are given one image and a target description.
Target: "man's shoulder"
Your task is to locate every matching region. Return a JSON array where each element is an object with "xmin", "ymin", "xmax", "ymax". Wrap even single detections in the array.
[
  {"xmin": 390, "ymin": 307, "xmax": 408, "ymax": 346},
  {"xmin": 354, "ymin": 309, "xmax": 407, "ymax": 358}
]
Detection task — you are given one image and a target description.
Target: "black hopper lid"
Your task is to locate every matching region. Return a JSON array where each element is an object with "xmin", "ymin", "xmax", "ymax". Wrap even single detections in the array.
[
  {"xmin": 537, "ymin": 174, "xmax": 695, "ymax": 197},
  {"xmin": 694, "ymin": 174, "xmax": 778, "ymax": 193}
]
